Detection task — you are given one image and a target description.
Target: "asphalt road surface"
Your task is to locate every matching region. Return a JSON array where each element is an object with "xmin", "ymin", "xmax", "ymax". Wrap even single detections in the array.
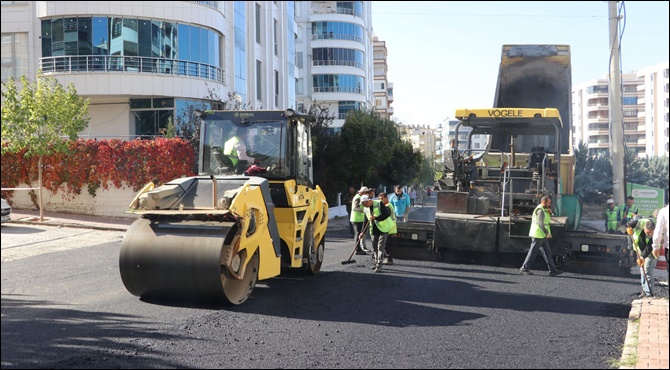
[{"xmin": 1, "ymin": 221, "xmax": 646, "ymax": 369}]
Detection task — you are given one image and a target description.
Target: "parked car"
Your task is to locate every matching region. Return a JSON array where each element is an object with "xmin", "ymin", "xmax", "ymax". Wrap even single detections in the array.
[{"xmin": 1, "ymin": 198, "xmax": 11, "ymax": 224}]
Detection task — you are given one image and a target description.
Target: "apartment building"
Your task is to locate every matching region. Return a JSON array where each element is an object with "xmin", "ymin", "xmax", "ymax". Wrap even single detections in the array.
[
  {"xmin": 372, "ymin": 36, "xmax": 393, "ymax": 119},
  {"xmin": 434, "ymin": 118, "xmax": 488, "ymax": 162},
  {"xmin": 1, "ymin": 1, "xmax": 389, "ymax": 138},
  {"xmin": 397, "ymin": 124, "xmax": 436, "ymax": 161},
  {"xmin": 636, "ymin": 62, "xmax": 670, "ymax": 157},
  {"xmin": 293, "ymin": 1, "xmax": 378, "ymax": 131},
  {"xmin": 572, "ymin": 62, "xmax": 669, "ymax": 158}
]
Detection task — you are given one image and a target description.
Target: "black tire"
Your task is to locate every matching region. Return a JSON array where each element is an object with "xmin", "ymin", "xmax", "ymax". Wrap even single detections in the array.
[{"xmin": 304, "ymin": 222, "xmax": 324, "ymax": 275}]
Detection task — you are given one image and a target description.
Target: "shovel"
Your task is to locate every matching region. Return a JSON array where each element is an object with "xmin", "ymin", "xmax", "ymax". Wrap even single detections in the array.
[{"xmin": 341, "ymin": 219, "xmax": 370, "ymax": 265}]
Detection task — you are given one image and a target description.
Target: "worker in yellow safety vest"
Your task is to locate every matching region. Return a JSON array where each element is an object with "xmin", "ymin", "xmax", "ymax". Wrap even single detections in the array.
[
  {"xmin": 519, "ymin": 195, "xmax": 564, "ymax": 277},
  {"xmin": 628, "ymin": 218, "xmax": 657, "ymax": 298},
  {"xmin": 360, "ymin": 194, "xmax": 393, "ymax": 273},
  {"xmin": 604, "ymin": 198, "xmax": 620, "ymax": 234}
]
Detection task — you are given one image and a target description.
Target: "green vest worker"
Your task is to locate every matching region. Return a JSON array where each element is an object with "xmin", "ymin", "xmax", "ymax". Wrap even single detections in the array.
[
  {"xmin": 360, "ymin": 195, "xmax": 392, "ymax": 272},
  {"xmin": 223, "ymin": 133, "xmax": 255, "ymax": 167},
  {"xmin": 519, "ymin": 195, "xmax": 563, "ymax": 276},
  {"xmin": 604, "ymin": 198, "xmax": 620, "ymax": 234},
  {"xmin": 350, "ymin": 187, "xmax": 371, "ymax": 254}
]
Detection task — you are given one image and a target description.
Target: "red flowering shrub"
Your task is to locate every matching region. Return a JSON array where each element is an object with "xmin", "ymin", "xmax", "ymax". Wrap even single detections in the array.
[{"xmin": 1, "ymin": 138, "xmax": 196, "ymax": 201}]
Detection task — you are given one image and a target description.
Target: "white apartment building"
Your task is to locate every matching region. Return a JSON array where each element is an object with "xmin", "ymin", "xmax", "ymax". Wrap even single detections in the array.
[
  {"xmin": 572, "ymin": 62, "xmax": 669, "ymax": 158},
  {"xmin": 1, "ymin": 1, "xmax": 387, "ymax": 138},
  {"xmin": 293, "ymin": 1, "xmax": 377, "ymax": 130},
  {"xmin": 637, "ymin": 62, "xmax": 670, "ymax": 157},
  {"xmin": 435, "ymin": 118, "xmax": 488, "ymax": 161}
]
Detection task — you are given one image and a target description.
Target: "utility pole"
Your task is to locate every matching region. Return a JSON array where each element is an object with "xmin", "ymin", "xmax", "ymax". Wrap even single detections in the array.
[{"xmin": 608, "ymin": 1, "xmax": 626, "ymax": 205}]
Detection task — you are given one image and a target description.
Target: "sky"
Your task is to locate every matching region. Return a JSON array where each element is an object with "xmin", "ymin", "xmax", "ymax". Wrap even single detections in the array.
[{"xmin": 370, "ymin": 1, "xmax": 669, "ymax": 127}]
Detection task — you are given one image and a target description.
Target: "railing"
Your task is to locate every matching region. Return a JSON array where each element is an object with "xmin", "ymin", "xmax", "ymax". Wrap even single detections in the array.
[
  {"xmin": 311, "ymin": 7, "xmax": 363, "ymax": 19},
  {"xmin": 311, "ymin": 33, "xmax": 363, "ymax": 43},
  {"xmin": 312, "ymin": 60, "xmax": 364, "ymax": 69},
  {"xmin": 39, "ymin": 55, "xmax": 225, "ymax": 84},
  {"xmin": 313, "ymin": 86, "xmax": 363, "ymax": 94}
]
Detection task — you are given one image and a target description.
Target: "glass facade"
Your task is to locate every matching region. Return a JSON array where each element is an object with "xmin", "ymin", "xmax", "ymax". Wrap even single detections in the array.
[
  {"xmin": 1, "ymin": 32, "xmax": 29, "ymax": 81},
  {"xmin": 336, "ymin": 1, "xmax": 363, "ymax": 18},
  {"xmin": 131, "ymin": 98, "xmax": 217, "ymax": 137},
  {"xmin": 286, "ymin": 1, "xmax": 296, "ymax": 109},
  {"xmin": 623, "ymin": 96, "xmax": 638, "ymax": 105},
  {"xmin": 312, "ymin": 48, "xmax": 364, "ymax": 69},
  {"xmin": 233, "ymin": 1, "xmax": 247, "ymax": 104},
  {"xmin": 40, "ymin": 16, "xmax": 221, "ymax": 81},
  {"xmin": 313, "ymin": 74, "xmax": 364, "ymax": 94},
  {"xmin": 311, "ymin": 21, "xmax": 363, "ymax": 43},
  {"xmin": 338, "ymin": 101, "xmax": 362, "ymax": 119}
]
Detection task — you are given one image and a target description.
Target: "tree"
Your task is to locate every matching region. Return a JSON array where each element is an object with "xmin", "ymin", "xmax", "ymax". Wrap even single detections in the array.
[
  {"xmin": 338, "ymin": 110, "xmax": 412, "ymax": 193},
  {"xmin": 1, "ymin": 71, "xmax": 90, "ymax": 220},
  {"xmin": 303, "ymin": 102, "xmax": 345, "ymax": 203},
  {"xmin": 573, "ymin": 142, "xmax": 613, "ymax": 204}
]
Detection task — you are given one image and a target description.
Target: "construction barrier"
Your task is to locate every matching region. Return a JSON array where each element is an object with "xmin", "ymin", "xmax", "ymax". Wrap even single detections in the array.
[{"xmin": 655, "ymin": 253, "xmax": 667, "ymax": 271}]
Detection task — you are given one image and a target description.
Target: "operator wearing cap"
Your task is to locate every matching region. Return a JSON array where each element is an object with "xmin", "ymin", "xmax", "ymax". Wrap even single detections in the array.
[{"xmin": 604, "ymin": 198, "xmax": 620, "ymax": 234}]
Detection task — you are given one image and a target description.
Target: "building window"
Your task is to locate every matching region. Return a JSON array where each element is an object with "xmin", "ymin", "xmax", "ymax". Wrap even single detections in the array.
[
  {"xmin": 273, "ymin": 19, "xmax": 278, "ymax": 56},
  {"xmin": 255, "ymin": 3, "xmax": 261, "ymax": 44},
  {"xmin": 131, "ymin": 98, "xmax": 175, "ymax": 137},
  {"xmin": 312, "ymin": 47, "xmax": 364, "ymax": 69},
  {"xmin": 313, "ymin": 74, "xmax": 364, "ymax": 94},
  {"xmin": 1, "ymin": 32, "xmax": 29, "ymax": 81},
  {"xmin": 311, "ymin": 21, "xmax": 364, "ymax": 43},
  {"xmin": 296, "ymin": 77, "xmax": 303, "ymax": 95},
  {"xmin": 296, "ymin": 52, "xmax": 303, "ymax": 68},
  {"xmin": 256, "ymin": 59, "xmax": 262, "ymax": 101},
  {"xmin": 38, "ymin": 16, "xmax": 221, "ymax": 82},
  {"xmin": 338, "ymin": 101, "xmax": 361, "ymax": 119},
  {"xmin": 274, "ymin": 69, "xmax": 279, "ymax": 107},
  {"xmin": 622, "ymin": 96, "xmax": 638, "ymax": 105}
]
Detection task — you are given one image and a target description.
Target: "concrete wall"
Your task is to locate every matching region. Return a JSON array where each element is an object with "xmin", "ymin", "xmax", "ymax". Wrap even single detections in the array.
[
  {"xmin": 9, "ymin": 181, "xmax": 137, "ymax": 218},
  {"xmin": 9, "ymin": 181, "xmax": 346, "ymax": 220}
]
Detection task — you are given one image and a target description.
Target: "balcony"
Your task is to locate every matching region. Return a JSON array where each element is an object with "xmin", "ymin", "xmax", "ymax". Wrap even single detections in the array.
[
  {"xmin": 311, "ymin": 3, "xmax": 363, "ymax": 19},
  {"xmin": 39, "ymin": 55, "xmax": 225, "ymax": 84}
]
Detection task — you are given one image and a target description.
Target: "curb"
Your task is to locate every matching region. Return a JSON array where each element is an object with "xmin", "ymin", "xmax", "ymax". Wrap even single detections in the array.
[
  {"xmin": 619, "ymin": 298, "xmax": 643, "ymax": 369},
  {"xmin": 10, "ymin": 219, "xmax": 127, "ymax": 232}
]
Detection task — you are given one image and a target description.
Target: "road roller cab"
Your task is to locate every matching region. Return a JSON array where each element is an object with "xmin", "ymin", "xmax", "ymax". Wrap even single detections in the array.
[{"xmin": 120, "ymin": 109, "xmax": 328, "ymax": 305}]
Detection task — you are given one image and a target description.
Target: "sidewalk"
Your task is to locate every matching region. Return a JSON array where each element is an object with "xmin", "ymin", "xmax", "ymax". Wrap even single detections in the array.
[{"xmin": 4, "ymin": 209, "xmax": 669, "ymax": 369}]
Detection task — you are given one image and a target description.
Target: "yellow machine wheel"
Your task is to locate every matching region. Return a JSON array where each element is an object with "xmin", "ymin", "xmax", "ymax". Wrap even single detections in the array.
[{"xmin": 304, "ymin": 222, "xmax": 324, "ymax": 275}]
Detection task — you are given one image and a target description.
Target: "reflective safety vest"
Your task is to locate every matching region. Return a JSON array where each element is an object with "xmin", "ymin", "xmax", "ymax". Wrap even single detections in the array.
[
  {"xmin": 631, "ymin": 218, "xmax": 651, "ymax": 254},
  {"xmin": 350, "ymin": 193, "xmax": 366, "ymax": 223},
  {"xmin": 605, "ymin": 206, "xmax": 619, "ymax": 232},
  {"xmin": 364, "ymin": 200, "xmax": 394, "ymax": 234},
  {"xmin": 618, "ymin": 204, "xmax": 639, "ymax": 224},
  {"xmin": 223, "ymin": 136, "xmax": 241, "ymax": 165},
  {"xmin": 528, "ymin": 204, "xmax": 551, "ymax": 239},
  {"xmin": 386, "ymin": 202, "xmax": 397, "ymax": 234}
]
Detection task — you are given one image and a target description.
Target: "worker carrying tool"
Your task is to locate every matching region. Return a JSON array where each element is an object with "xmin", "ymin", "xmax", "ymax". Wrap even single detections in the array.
[{"xmin": 628, "ymin": 218, "xmax": 657, "ymax": 298}]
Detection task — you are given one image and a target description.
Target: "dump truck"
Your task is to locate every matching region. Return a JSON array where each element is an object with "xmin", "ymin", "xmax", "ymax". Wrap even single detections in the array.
[
  {"xmin": 388, "ymin": 45, "xmax": 632, "ymax": 275},
  {"xmin": 119, "ymin": 109, "xmax": 329, "ymax": 305}
]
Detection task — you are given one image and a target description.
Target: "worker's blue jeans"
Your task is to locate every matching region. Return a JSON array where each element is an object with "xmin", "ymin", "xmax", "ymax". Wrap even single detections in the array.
[{"xmin": 640, "ymin": 256, "xmax": 657, "ymax": 296}]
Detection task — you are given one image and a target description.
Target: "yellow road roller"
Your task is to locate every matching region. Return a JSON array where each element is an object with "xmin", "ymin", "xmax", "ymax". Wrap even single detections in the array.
[{"xmin": 119, "ymin": 109, "xmax": 328, "ymax": 305}]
